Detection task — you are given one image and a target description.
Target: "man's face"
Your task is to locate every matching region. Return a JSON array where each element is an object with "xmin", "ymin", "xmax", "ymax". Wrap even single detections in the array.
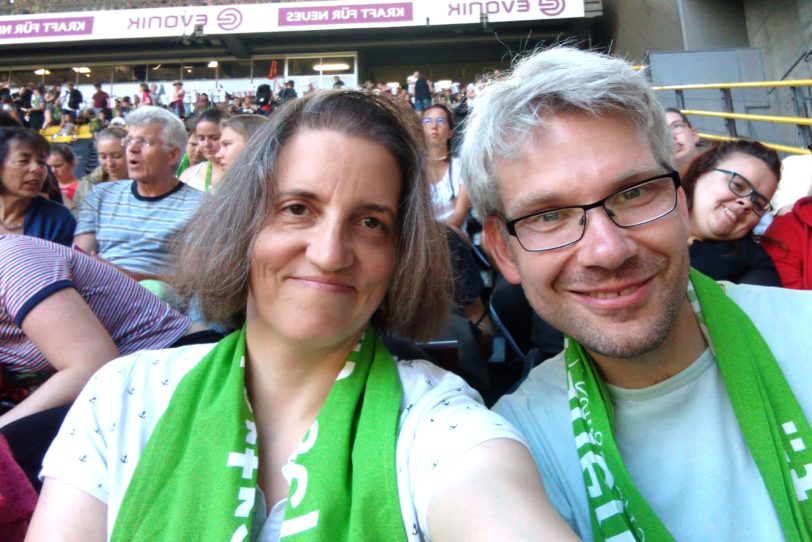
[
  {"xmin": 125, "ymin": 122, "xmax": 180, "ymax": 185},
  {"xmin": 484, "ymin": 111, "xmax": 692, "ymax": 361}
]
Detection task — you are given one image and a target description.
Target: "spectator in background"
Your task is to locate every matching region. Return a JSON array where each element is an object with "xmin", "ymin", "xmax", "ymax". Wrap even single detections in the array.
[
  {"xmin": 59, "ymin": 81, "xmax": 82, "ymax": 118},
  {"xmin": 169, "ymin": 81, "xmax": 185, "ymax": 118},
  {"xmin": 413, "ymin": 70, "xmax": 432, "ymax": 113},
  {"xmin": 278, "ymin": 80, "xmax": 297, "ymax": 103},
  {"xmin": 332, "ymin": 75, "xmax": 345, "ymax": 89},
  {"xmin": 74, "ymin": 106, "xmax": 204, "ymax": 281},
  {"xmin": 138, "ymin": 83, "xmax": 154, "ymax": 107},
  {"xmin": 91, "ymin": 82, "xmax": 110, "ymax": 118},
  {"xmin": 180, "ymin": 107, "xmax": 229, "ymax": 192},
  {"xmin": 214, "ymin": 114, "xmax": 265, "ymax": 172},
  {"xmin": 74, "ymin": 126, "xmax": 129, "ymax": 214},
  {"xmin": 193, "ymin": 93, "xmax": 210, "ymax": 116},
  {"xmin": 150, "ymin": 83, "xmax": 163, "ymax": 106},
  {"xmin": 683, "ymin": 140, "xmax": 781, "ymax": 285},
  {"xmin": 237, "ymin": 96, "xmax": 256, "ymax": 114},
  {"xmin": 422, "ymin": 104, "xmax": 469, "ymax": 229},
  {"xmin": 175, "ymin": 129, "xmax": 203, "ymax": 177},
  {"xmin": 46, "ymin": 144, "xmax": 80, "ymax": 215},
  {"xmin": 666, "ymin": 108, "xmax": 700, "ymax": 175},
  {"xmin": 0, "ymin": 127, "xmax": 74, "ymax": 246},
  {"xmin": 22, "ymin": 86, "xmax": 45, "ymax": 132}
]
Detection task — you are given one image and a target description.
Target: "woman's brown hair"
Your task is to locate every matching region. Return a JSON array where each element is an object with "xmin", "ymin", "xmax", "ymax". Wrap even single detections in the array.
[{"xmin": 175, "ymin": 91, "xmax": 452, "ymax": 339}]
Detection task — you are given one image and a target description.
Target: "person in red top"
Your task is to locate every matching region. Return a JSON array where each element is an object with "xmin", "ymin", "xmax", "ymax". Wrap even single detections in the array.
[
  {"xmin": 763, "ymin": 195, "xmax": 812, "ymax": 289},
  {"xmin": 91, "ymin": 82, "xmax": 109, "ymax": 116},
  {"xmin": 139, "ymin": 83, "xmax": 154, "ymax": 107}
]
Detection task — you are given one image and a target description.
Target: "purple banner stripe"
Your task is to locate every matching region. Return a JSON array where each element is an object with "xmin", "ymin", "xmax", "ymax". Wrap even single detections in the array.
[
  {"xmin": 279, "ymin": 3, "xmax": 413, "ymax": 27},
  {"xmin": 0, "ymin": 16, "xmax": 94, "ymax": 39}
]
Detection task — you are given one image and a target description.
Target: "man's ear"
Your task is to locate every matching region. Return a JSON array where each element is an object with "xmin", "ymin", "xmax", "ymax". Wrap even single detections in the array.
[{"xmin": 483, "ymin": 215, "xmax": 523, "ymax": 285}]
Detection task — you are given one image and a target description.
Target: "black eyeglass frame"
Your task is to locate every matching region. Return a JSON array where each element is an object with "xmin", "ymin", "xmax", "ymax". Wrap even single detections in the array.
[
  {"xmin": 504, "ymin": 170, "xmax": 682, "ymax": 253},
  {"xmin": 713, "ymin": 168, "xmax": 773, "ymax": 217}
]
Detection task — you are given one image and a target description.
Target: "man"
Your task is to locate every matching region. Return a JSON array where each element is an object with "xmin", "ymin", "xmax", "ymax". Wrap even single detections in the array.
[
  {"xmin": 412, "ymin": 70, "xmax": 431, "ymax": 113},
  {"xmin": 75, "ymin": 106, "xmax": 204, "ymax": 281},
  {"xmin": 461, "ymin": 46, "xmax": 812, "ymax": 541},
  {"xmin": 665, "ymin": 107, "xmax": 700, "ymax": 174},
  {"xmin": 59, "ymin": 81, "xmax": 82, "ymax": 117},
  {"xmin": 278, "ymin": 80, "xmax": 297, "ymax": 103},
  {"xmin": 91, "ymin": 82, "xmax": 110, "ymax": 118}
]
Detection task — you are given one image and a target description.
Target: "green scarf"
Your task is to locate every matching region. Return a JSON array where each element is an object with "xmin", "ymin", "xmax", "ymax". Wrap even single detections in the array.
[
  {"xmin": 566, "ymin": 268, "xmax": 812, "ymax": 541},
  {"xmin": 111, "ymin": 325, "xmax": 407, "ymax": 542}
]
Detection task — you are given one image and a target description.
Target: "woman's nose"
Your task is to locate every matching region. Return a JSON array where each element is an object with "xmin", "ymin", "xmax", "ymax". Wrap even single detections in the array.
[{"xmin": 306, "ymin": 219, "xmax": 354, "ymax": 272}]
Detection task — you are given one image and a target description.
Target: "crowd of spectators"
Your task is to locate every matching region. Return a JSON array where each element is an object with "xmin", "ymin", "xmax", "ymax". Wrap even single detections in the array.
[{"xmin": 3, "ymin": 44, "xmax": 812, "ymax": 542}]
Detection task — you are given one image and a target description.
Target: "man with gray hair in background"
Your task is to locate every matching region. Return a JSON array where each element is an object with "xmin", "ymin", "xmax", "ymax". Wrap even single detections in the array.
[
  {"xmin": 75, "ymin": 106, "xmax": 204, "ymax": 282},
  {"xmin": 461, "ymin": 46, "xmax": 812, "ymax": 541}
]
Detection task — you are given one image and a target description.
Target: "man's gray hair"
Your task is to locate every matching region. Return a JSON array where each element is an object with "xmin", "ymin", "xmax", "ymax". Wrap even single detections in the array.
[
  {"xmin": 125, "ymin": 106, "xmax": 187, "ymax": 151},
  {"xmin": 460, "ymin": 46, "xmax": 673, "ymax": 219}
]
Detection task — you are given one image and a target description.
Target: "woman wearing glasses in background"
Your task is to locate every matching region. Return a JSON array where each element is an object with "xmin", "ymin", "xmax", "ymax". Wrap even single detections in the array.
[
  {"xmin": 681, "ymin": 140, "xmax": 782, "ymax": 286},
  {"xmin": 422, "ymin": 105, "xmax": 470, "ymax": 230}
]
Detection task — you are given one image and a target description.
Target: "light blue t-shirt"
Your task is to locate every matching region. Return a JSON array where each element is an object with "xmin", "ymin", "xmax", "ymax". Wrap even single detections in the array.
[
  {"xmin": 76, "ymin": 180, "xmax": 204, "ymax": 276},
  {"xmin": 495, "ymin": 283, "xmax": 812, "ymax": 542}
]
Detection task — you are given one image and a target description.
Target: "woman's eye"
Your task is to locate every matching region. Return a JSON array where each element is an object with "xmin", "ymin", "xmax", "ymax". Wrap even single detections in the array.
[
  {"xmin": 284, "ymin": 203, "xmax": 308, "ymax": 216},
  {"xmin": 361, "ymin": 216, "xmax": 383, "ymax": 229}
]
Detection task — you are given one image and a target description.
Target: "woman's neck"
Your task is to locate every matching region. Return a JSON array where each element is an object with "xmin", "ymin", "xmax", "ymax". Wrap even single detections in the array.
[
  {"xmin": 428, "ymin": 143, "xmax": 449, "ymax": 162},
  {"xmin": 58, "ymin": 177, "xmax": 77, "ymax": 187},
  {"xmin": 0, "ymin": 196, "xmax": 31, "ymax": 231}
]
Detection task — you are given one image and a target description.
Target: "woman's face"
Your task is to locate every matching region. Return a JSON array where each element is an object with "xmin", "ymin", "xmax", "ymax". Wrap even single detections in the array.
[
  {"xmin": 690, "ymin": 152, "xmax": 779, "ymax": 241},
  {"xmin": 214, "ymin": 127, "xmax": 246, "ymax": 172},
  {"xmin": 1, "ymin": 141, "xmax": 47, "ymax": 198},
  {"xmin": 47, "ymin": 152, "xmax": 75, "ymax": 185},
  {"xmin": 97, "ymin": 137, "xmax": 128, "ymax": 180},
  {"xmin": 422, "ymin": 107, "xmax": 452, "ymax": 147},
  {"xmin": 247, "ymin": 129, "xmax": 401, "ymax": 352},
  {"xmin": 195, "ymin": 120, "xmax": 222, "ymax": 162}
]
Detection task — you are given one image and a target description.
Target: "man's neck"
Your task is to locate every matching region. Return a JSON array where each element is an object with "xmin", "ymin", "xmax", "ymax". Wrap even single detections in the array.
[
  {"xmin": 590, "ymin": 300, "xmax": 708, "ymax": 389},
  {"xmin": 134, "ymin": 176, "xmax": 180, "ymax": 198}
]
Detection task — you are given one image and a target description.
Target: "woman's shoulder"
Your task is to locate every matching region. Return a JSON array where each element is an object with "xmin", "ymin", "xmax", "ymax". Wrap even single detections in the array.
[{"xmin": 92, "ymin": 343, "xmax": 217, "ymax": 391}]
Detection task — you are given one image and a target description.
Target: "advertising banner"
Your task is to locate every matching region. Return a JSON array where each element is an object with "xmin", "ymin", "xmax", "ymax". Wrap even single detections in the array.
[{"xmin": 0, "ymin": 0, "xmax": 585, "ymax": 45}]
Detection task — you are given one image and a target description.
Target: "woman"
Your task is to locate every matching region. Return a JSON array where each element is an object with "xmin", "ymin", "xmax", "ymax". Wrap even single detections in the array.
[
  {"xmin": 422, "ymin": 104, "xmax": 470, "ymax": 229},
  {"xmin": 169, "ymin": 81, "xmax": 185, "ymax": 119},
  {"xmin": 175, "ymin": 130, "xmax": 204, "ymax": 177},
  {"xmin": 214, "ymin": 114, "xmax": 265, "ymax": 172},
  {"xmin": 29, "ymin": 92, "xmax": 576, "ymax": 541},
  {"xmin": 138, "ymin": 83, "xmax": 154, "ymax": 107},
  {"xmin": 73, "ymin": 126, "xmax": 129, "ymax": 216},
  {"xmin": 683, "ymin": 140, "xmax": 782, "ymax": 285},
  {"xmin": 0, "ymin": 127, "xmax": 74, "ymax": 246},
  {"xmin": 180, "ymin": 107, "xmax": 229, "ymax": 192},
  {"xmin": 23, "ymin": 87, "xmax": 45, "ymax": 132},
  {"xmin": 47, "ymin": 143, "xmax": 80, "ymax": 212}
]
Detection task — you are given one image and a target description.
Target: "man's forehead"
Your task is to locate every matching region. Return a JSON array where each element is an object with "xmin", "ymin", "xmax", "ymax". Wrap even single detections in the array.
[{"xmin": 493, "ymin": 112, "xmax": 659, "ymax": 214}]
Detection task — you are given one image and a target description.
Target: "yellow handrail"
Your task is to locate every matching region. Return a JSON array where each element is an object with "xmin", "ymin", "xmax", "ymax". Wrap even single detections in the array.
[
  {"xmin": 697, "ymin": 133, "xmax": 811, "ymax": 155},
  {"xmin": 681, "ymin": 109, "xmax": 812, "ymax": 127},
  {"xmin": 653, "ymin": 79, "xmax": 812, "ymax": 91}
]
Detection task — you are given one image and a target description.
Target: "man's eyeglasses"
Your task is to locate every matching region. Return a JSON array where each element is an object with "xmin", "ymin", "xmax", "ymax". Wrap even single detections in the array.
[
  {"xmin": 121, "ymin": 137, "xmax": 166, "ymax": 149},
  {"xmin": 504, "ymin": 171, "xmax": 681, "ymax": 252},
  {"xmin": 422, "ymin": 117, "xmax": 447, "ymax": 126},
  {"xmin": 713, "ymin": 168, "xmax": 772, "ymax": 216}
]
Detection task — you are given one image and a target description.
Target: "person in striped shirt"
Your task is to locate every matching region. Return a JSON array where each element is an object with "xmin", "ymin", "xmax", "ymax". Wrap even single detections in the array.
[{"xmin": 74, "ymin": 106, "xmax": 204, "ymax": 282}]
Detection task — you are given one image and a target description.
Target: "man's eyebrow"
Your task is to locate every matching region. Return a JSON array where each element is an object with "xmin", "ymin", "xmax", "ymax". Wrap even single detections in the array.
[{"xmin": 505, "ymin": 165, "xmax": 667, "ymax": 218}]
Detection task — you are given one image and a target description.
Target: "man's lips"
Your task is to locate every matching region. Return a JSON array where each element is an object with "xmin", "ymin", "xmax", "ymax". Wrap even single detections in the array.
[{"xmin": 568, "ymin": 276, "xmax": 655, "ymax": 308}]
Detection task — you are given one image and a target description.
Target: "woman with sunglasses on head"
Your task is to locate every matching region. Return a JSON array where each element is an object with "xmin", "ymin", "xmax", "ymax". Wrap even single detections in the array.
[
  {"xmin": 422, "ymin": 105, "xmax": 470, "ymax": 230},
  {"xmin": 682, "ymin": 140, "xmax": 782, "ymax": 286}
]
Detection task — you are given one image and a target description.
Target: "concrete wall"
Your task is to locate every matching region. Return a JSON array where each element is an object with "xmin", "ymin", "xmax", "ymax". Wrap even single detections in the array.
[
  {"xmin": 680, "ymin": 0, "xmax": 749, "ymax": 50},
  {"xmin": 600, "ymin": 0, "xmax": 683, "ymax": 62},
  {"xmin": 743, "ymin": 0, "xmax": 812, "ymax": 81}
]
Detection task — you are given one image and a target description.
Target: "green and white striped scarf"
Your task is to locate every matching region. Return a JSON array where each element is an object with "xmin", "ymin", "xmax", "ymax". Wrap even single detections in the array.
[
  {"xmin": 111, "ymin": 325, "xmax": 407, "ymax": 542},
  {"xmin": 566, "ymin": 268, "xmax": 812, "ymax": 542}
]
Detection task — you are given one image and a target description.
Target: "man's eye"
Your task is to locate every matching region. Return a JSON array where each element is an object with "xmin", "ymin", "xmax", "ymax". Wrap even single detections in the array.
[{"xmin": 618, "ymin": 186, "xmax": 643, "ymax": 202}]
